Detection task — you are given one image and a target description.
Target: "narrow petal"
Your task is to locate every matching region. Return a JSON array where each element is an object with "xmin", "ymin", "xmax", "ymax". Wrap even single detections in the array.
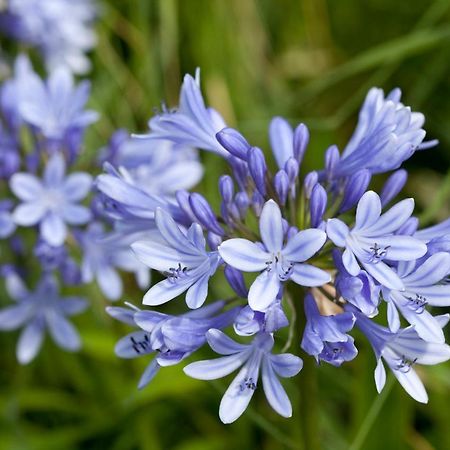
[
  {"xmin": 17, "ymin": 317, "xmax": 45, "ymax": 364},
  {"xmin": 40, "ymin": 213, "xmax": 67, "ymax": 246},
  {"xmin": 143, "ymin": 276, "xmax": 196, "ymax": 305},
  {"xmin": 132, "ymin": 240, "xmax": 205, "ymax": 271},
  {"xmin": 46, "ymin": 311, "xmax": 81, "ymax": 351},
  {"xmin": 9, "ymin": 173, "xmax": 43, "ymax": 201},
  {"xmin": 248, "ymin": 270, "xmax": 281, "ymax": 311},
  {"xmin": 389, "ymin": 364, "xmax": 428, "ymax": 403},
  {"xmin": 219, "ymin": 238, "xmax": 270, "ymax": 272},
  {"xmin": 362, "ymin": 261, "xmax": 404, "ymax": 290},
  {"xmin": 60, "ymin": 204, "xmax": 92, "ymax": 225},
  {"xmin": 59, "ymin": 297, "xmax": 88, "ymax": 316},
  {"xmin": 184, "ymin": 351, "xmax": 249, "ymax": 380},
  {"xmin": 13, "ymin": 202, "xmax": 46, "ymax": 226},
  {"xmin": 374, "ymin": 358, "xmax": 387, "ymax": 393},
  {"xmin": 415, "ymin": 285, "xmax": 450, "ymax": 306},
  {"xmin": 134, "ymin": 310, "xmax": 168, "ymax": 332},
  {"xmin": 44, "ymin": 153, "xmax": 66, "ymax": 187},
  {"xmin": 360, "ymin": 236, "xmax": 427, "ymax": 261},
  {"xmin": 0, "ymin": 303, "xmax": 33, "ymax": 330},
  {"xmin": 270, "ymin": 353, "xmax": 303, "ymax": 377},
  {"xmin": 355, "ymin": 191, "xmax": 381, "ymax": 230},
  {"xmin": 63, "ymin": 173, "xmax": 92, "ymax": 201},
  {"xmin": 219, "ymin": 352, "xmax": 261, "ymax": 424},
  {"xmin": 259, "ymin": 200, "xmax": 284, "ymax": 252},
  {"xmin": 290, "ymin": 263, "xmax": 331, "ymax": 287},
  {"xmin": 138, "ymin": 360, "xmax": 160, "ymax": 389},
  {"xmin": 97, "ymin": 265, "xmax": 123, "ymax": 301},
  {"xmin": 363, "ymin": 198, "xmax": 415, "ymax": 236},
  {"xmin": 403, "ymin": 253, "xmax": 450, "ymax": 287},
  {"xmin": 282, "ymin": 229, "xmax": 327, "ymax": 262},
  {"xmin": 262, "ymin": 357, "xmax": 292, "ymax": 417},
  {"xmin": 206, "ymin": 329, "xmax": 249, "ymax": 355},
  {"xmin": 326, "ymin": 219, "xmax": 349, "ymax": 247},
  {"xmin": 387, "ymin": 301, "xmax": 400, "ymax": 332},
  {"xmin": 343, "ymin": 248, "xmax": 361, "ymax": 276},
  {"xmin": 269, "ymin": 117, "xmax": 294, "ymax": 168},
  {"xmin": 185, "ymin": 273, "xmax": 210, "ymax": 309}
]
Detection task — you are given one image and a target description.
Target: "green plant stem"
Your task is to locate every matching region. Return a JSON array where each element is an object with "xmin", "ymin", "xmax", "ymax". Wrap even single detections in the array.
[{"xmin": 288, "ymin": 283, "xmax": 321, "ymax": 450}]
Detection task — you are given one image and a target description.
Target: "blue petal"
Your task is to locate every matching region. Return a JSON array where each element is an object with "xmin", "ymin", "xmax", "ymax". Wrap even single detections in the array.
[
  {"xmin": 206, "ymin": 329, "xmax": 249, "ymax": 355},
  {"xmin": 270, "ymin": 353, "xmax": 303, "ymax": 378},
  {"xmin": 403, "ymin": 253, "xmax": 450, "ymax": 287},
  {"xmin": 185, "ymin": 273, "xmax": 210, "ymax": 309},
  {"xmin": 134, "ymin": 310, "xmax": 168, "ymax": 331},
  {"xmin": 290, "ymin": 263, "xmax": 331, "ymax": 287},
  {"xmin": 219, "ymin": 238, "xmax": 269, "ymax": 272},
  {"xmin": 115, "ymin": 331, "xmax": 152, "ymax": 358},
  {"xmin": 44, "ymin": 153, "xmax": 66, "ymax": 187},
  {"xmin": 97, "ymin": 265, "xmax": 122, "ymax": 301},
  {"xmin": 248, "ymin": 270, "xmax": 281, "ymax": 311},
  {"xmin": 0, "ymin": 303, "xmax": 33, "ymax": 330},
  {"xmin": 61, "ymin": 204, "xmax": 92, "ymax": 225},
  {"xmin": 374, "ymin": 358, "xmax": 386, "ymax": 393},
  {"xmin": 361, "ymin": 261, "xmax": 404, "ymax": 290},
  {"xmin": 262, "ymin": 357, "xmax": 292, "ymax": 417},
  {"xmin": 13, "ymin": 202, "xmax": 46, "ymax": 226},
  {"xmin": 142, "ymin": 276, "xmax": 196, "ymax": 306},
  {"xmin": 138, "ymin": 360, "xmax": 160, "ymax": 389},
  {"xmin": 282, "ymin": 229, "xmax": 327, "ymax": 262},
  {"xmin": 184, "ymin": 351, "xmax": 250, "ymax": 380},
  {"xmin": 414, "ymin": 285, "xmax": 450, "ymax": 307},
  {"xmin": 63, "ymin": 173, "xmax": 92, "ymax": 201},
  {"xmin": 354, "ymin": 191, "xmax": 381, "ymax": 230},
  {"xmin": 40, "ymin": 213, "xmax": 67, "ymax": 246},
  {"xmin": 326, "ymin": 219, "xmax": 349, "ymax": 247},
  {"xmin": 46, "ymin": 310, "xmax": 81, "ymax": 351},
  {"xmin": 269, "ymin": 117, "xmax": 293, "ymax": 168},
  {"xmin": 259, "ymin": 200, "xmax": 284, "ymax": 253},
  {"xmin": 9, "ymin": 173, "xmax": 43, "ymax": 201},
  {"xmin": 16, "ymin": 317, "xmax": 45, "ymax": 364}
]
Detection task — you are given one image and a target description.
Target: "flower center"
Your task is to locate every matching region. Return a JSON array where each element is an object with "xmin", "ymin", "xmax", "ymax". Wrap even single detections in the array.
[
  {"xmin": 265, "ymin": 252, "xmax": 294, "ymax": 281},
  {"xmin": 367, "ymin": 242, "xmax": 390, "ymax": 263},
  {"xmin": 239, "ymin": 377, "xmax": 257, "ymax": 392},
  {"xmin": 406, "ymin": 294, "xmax": 427, "ymax": 314},
  {"xmin": 395, "ymin": 355, "xmax": 417, "ymax": 373},
  {"xmin": 165, "ymin": 263, "xmax": 189, "ymax": 283}
]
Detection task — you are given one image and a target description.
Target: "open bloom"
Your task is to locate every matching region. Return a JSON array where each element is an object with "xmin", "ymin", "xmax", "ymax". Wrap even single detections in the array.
[
  {"xmin": 327, "ymin": 191, "xmax": 427, "ymax": 289},
  {"xmin": 10, "ymin": 153, "xmax": 92, "ymax": 246},
  {"xmin": 355, "ymin": 310, "xmax": 450, "ymax": 403},
  {"xmin": 0, "ymin": 271, "xmax": 87, "ymax": 364},
  {"xmin": 184, "ymin": 330, "xmax": 302, "ymax": 423},
  {"xmin": 382, "ymin": 252, "xmax": 450, "ymax": 343},
  {"xmin": 219, "ymin": 200, "xmax": 329, "ymax": 311},
  {"xmin": 108, "ymin": 301, "xmax": 238, "ymax": 389},
  {"xmin": 132, "ymin": 208, "xmax": 220, "ymax": 308}
]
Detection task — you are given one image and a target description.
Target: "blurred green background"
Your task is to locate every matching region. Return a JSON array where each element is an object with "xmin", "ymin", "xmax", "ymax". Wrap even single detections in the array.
[{"xmin": 1, "ymin": 0, "xmax": 450, "ymax": 449}]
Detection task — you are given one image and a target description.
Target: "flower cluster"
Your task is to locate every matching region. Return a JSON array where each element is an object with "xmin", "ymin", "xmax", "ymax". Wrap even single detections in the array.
[
  {"xmin": 0, "ymin": 0, "xmax": 97, "ymax": 74},
  {"xmin": 0, "ymin": 56, "xmax": 203, "ymax": 362},
  {"xmin": 98, "ymin": 71, "xmax": 450, "ymax": 423}
]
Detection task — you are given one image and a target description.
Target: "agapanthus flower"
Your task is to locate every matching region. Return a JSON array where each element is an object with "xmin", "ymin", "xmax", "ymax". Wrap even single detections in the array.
[
  {"xmin": 0, "ymin": 270, "xmax": 87, "ymax": 364},
  {"xmin": 355, "ymin": 310, "xmax": 450, "ymax": 403},
  {"xmin": 381, "ymin": 252, "xmax": 450, "ymax": 343},
  {"xmin": 141, "ymin": 69, "xmax": 228, "ymax": 157},
  {"xmin": 107, "ymin": 300, "xmax": 239, "ymax": 389},
  {"xmin": 10, "ymin": 153, "xmax": 92, "ymax": 246},
  {"xmin": 327, "ymin": 87, "xmax": 436, "ymax": 179},
  {"xmin": 301, "ymin": 294, "xmax": 358, "ymax": 366},
  {"xmin": 219, "ymin": 200, "xmax": 329, "ymax": 311},
  {"xmin": 0, "ymin": 0, "xmax": 97, "ymax": 74},
  {"xmin": 132, "ymin": 208, "xmax": 220, "ymax": 308},
  {"xmin": 16, "ymin": 61, "xmax": 98, "ymax": 153},
  {"xmin": 327, "ymin": 191, "xmax": 427, "ymax": 289},
  {"xmin": 184, "ymin": 330, "xmax": 302, "ymax": 423},
  {"xmin": 77, "ymin": 222, "xmax": 150, "ymax": 301}
]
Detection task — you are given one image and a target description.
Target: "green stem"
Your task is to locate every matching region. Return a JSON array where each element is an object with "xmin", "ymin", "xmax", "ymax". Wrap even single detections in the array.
[{"xmin": 287, "ymin": 283, "xmax": 321, "ymax": 450}]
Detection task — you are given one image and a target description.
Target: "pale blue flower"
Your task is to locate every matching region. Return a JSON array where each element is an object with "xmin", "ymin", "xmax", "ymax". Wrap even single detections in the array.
[
  {"xmin": 0, "ymin": 271, "xmax": 87, "ymax": 364},
  {"xmin": 382, "ymin": 252, "xmax": 450, "ymax": 343},
  {"xmin": 327, "ymin": 191, "xmax": 427, "ymax": 290},
  {"xmin": 184, "ymin": 330, "xmax": 302, "ymax": 423},
  {"xmin": 10, "ymin": 153, "xmax": 92, "ymax": 246},
  {"xmin": 132, "ymin": 208, "xmax": 220, "ymax": 308},
  {"xmin": 219, "ymin": 200, "xmax": 329, "ymax": 311}
]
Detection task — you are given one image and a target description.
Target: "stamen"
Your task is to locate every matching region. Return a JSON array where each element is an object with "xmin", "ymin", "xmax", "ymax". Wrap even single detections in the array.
[
  {"xmin": 406, "ymin": 294, "xmax": 427, "ymax": 314},
  {"xmin": 368, "ymin": 242, "xmax": 390, "ymax": 263},
  {"xmin": 239, "ymin": 377, "xmax": 257, "ymax": 392},
  {"xmin": 130, "ymin": 334, "xmax": 150, "ymax": 354},
  {"xmin": 395, "ymin": 355, "xmax": 417, "ymax": 373},
  {"xmin": 164, "ymin": 263, "xmax": 189, "ymax": 283}
]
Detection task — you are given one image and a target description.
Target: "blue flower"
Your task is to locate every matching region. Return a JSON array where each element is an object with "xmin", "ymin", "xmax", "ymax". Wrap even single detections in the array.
[
  {"xmin": 355, "ymin": 310, "xmax": 450, "ymax": 403},
  {"xmin": 108, "ymin": 300, "xmax": 238, "ymax": 389},
  {"xmin": 10, "ymin": 153, "xmax": 92, "ymax": 246},
  {"xmin": 77, "ymin": 222, "xmax": 150, "ymax": 301},
  {"xmin": 99, "ymin": 131, "xmax": 203, "ymax": 197},
  {"xmin": 0, "ymin": 271, "xmax": 87, "ymax": 364},
  {"xmin": 131, "ymin": 208, "xmax": 220, "ymax": 308},
  {"xmin": 142, "ymin": 69, "xmax": 228, "ymax": 157},
  {"xmin": 382, "ymin": 252, "xmax": 450, "ymax": 343},
  {"xmin": 0, "ymin": 200, "xmax": 16, "ymax": 239},
  {"xmin": 0, "ymin": 0, "xmax": 97, "ymax": 74},
  {"xmin": 329, "ymin": 87, "xmax": 435, "ymax": 178},
  {"xmin": 327, "ymin": 191, "xmax": 427, "ymax": 289},
  {"xmin": 184, "ymin": 330, "xmax": 303, "ymax": 423},
  {"xmin": 16, "ymin": 60, "xmax": 98, "ymax": 147},
  {"xmin": 219, "ymin": 200, "xmax": 329, "ymax": 311},
  {"xmin": 301, "ymin": 294, "xmax": 357, "ymax": 366}
]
